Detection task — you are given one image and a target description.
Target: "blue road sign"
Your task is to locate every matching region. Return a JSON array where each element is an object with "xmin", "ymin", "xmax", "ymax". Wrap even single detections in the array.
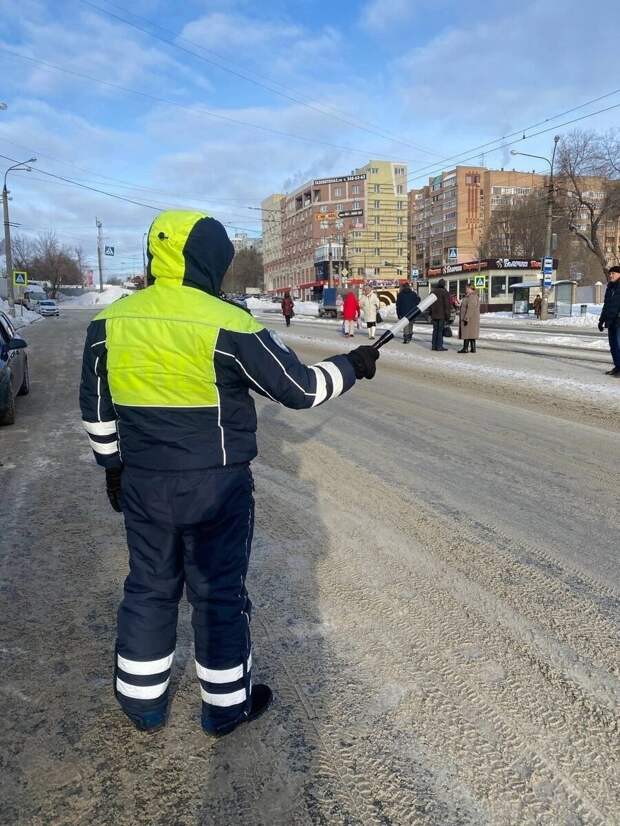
[{"xmin": 543, "ymin": 256, "xmax": 553, "ymax": 275}]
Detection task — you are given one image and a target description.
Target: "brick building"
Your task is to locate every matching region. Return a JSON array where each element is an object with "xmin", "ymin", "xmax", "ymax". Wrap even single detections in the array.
[
  {"xmin": 409, "ymin": 166, "xmax": 547, "ymax": 273},
  {"xmin": 262, "ymin": 160, "xmax": 408, "ymax": 295}
]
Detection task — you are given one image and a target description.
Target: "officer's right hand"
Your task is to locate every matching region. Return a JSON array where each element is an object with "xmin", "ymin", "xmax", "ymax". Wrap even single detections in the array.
[
  {"xmin": 346, "ymin": 346, "xmax": 380, "ymax": 380},
  {"xmin": 105, "ymin": 467, "xmax": 123, "ymax": 513},
  {"xmin": 598, "ymin": 319, "xmax": 605, "ymax": 332}
]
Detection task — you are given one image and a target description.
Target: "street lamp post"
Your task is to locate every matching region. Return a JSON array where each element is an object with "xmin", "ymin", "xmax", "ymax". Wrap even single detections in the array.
[
  {"xmin": 510, "ymin": 136, "xmax": 560, "ymax": 321},
  {"xmin": 2, "ymin": 158, "xmax": 36, "ymax": 316}
]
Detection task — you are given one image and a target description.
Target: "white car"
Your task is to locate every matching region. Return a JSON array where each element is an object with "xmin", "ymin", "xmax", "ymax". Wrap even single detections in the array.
[{"xmin": 38, "ymin": 300, "xmax": 60, "ymax": 317}]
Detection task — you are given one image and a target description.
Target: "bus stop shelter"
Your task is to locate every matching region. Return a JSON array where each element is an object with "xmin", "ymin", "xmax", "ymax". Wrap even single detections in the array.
[{"xmin": 509, "ymin": 280, "xmax": 577, "ymax": 317}]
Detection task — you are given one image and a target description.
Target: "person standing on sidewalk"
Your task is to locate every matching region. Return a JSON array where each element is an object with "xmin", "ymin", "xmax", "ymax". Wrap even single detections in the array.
[
  {"xmin": 430, "ymin": 279, "xmax": 451, "ymax": 351},
  {"xmin": 79, "ymin": 210, "xmax": 380, "ymax": 737},
  {"xmin": 598, "ymin": 265, "xmax": 620, "ymax": 376},
  {"xmin": 458, "ymin": 284, "xmax": 481, "ymax": 353},
  {"xmin": 342, "ymin": 290, "xmax": 360, "ymax": 337},
  {"xmin": 396, "ymin": 282, "xmax": 420, "ymax": 344},
  {"xmin": 359, "ymin": 285, "xmax": 381, "ymax": 340},
  {"xmin": 281, "ymin": 292, "xmax": 294, "ymax": 327}
]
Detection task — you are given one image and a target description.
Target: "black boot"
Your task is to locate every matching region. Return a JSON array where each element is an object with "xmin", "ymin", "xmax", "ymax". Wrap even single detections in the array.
[
  {"xmin": 470, "ymin": 340, "xmax": 476, "ymax": 353},
  {"xmin": 203, "ymin": 684, "xmax": 273, "ymax": 738},
  {"xmin": 458, "ymin": 340, "xmax": 469, "ymax": 353}
]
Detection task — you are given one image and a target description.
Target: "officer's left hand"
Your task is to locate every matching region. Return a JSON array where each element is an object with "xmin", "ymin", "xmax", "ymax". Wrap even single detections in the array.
[
  {"xmin": 347, "ymin": 346, "xmax": 380, "ymax": 380},
  {"xmin": 105, "ymin": 467, "xmax": 123, "ymax": 513}
]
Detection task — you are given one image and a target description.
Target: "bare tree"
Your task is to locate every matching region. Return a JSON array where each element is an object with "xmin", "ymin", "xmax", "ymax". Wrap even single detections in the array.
[
  {"xmin": 10, "ymin": 233, "xmax": 36, "ymax": 272},
  {"xmin": 557, "ymin": 130, "xmax": 620, "ymax": 277},
  {"xmin": 29, "ymin": 232, "xmax": 83, "ymax": 297},
  {"xmin": 222, "ymin": 248, "xmax": 264, "ymax": 294},
  {"xmin": 480, "ymin": 192, "xmax": 547, "ymax": 259}
]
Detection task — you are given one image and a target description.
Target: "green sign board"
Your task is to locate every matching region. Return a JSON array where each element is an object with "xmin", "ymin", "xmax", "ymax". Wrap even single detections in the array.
[
  {"xmin": 13, "ymin": 270, "xmax": 28, "ymax": 287},
  {"xmin": 474, "ymin": 275, "xmax": 487, "ymax": 288}
]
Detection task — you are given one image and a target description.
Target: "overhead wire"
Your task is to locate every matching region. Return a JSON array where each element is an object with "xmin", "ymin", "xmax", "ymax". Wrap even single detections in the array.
[
  {"xmin": 80, "ymin": 0, "xmax": 441, "ymax": 158},
  {"xmin": 0, "ymin": 47, "xmax": 418, "ymax": 162}
]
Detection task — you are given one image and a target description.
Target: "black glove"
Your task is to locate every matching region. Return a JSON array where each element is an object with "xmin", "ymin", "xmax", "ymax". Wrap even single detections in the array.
[
  {"xmin": 105, "ymin": 467, "xmax": 123, "ymax": 513},
  {"xmin": 598, "ymin": 319, "xmax": 605, "ymax": 332},
  {"xmin": 346, "ymin": 346, "xmax": 380, "ymax": 380},
  {"xmin": 463, "ymin": 320, "xmax": 468, "ymax": 327}
]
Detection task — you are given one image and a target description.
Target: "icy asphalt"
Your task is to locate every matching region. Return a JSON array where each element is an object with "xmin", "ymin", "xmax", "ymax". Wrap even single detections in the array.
[{"xmin": 1, "ymin": 310, "xmax": 619, "ymax": 826}]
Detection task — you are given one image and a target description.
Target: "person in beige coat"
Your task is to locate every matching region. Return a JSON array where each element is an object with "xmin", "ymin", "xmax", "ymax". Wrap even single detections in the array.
[
  {"xmin": 458, "ymin": 284, "xmax": 481, "ymax": 353},
  {"xmin": 359, "ymin": 286, "xmax": 381, "ymax": 340}
]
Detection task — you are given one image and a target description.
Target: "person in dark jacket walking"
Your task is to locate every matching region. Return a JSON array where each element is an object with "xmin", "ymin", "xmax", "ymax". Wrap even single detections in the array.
[
  {"xmin": 281, "ymin": 292, "xmax": 294, "ymax": 326},
  {"xmin": 458, "ymin": 284, "xmax": 481, "ymax": 353},
  {"xmin": 430, "ymin": 279, "xmax": 451, "ymax": 351},
  {"xmin": 598, "ymin": 265, "xmax": 620, "ymax": 376},
  {"xmin": 396, "ymin": 282, "xmax": 420, "ymax": 343},
  {"xmin": 79, "ymin": 210, "xmax": 380, "ymax": 737}
]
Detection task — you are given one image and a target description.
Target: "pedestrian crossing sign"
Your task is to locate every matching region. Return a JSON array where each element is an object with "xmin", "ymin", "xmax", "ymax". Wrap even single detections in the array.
[
  {"xmin": 474, "ymin": 275, "xmax": 486, "ymax": 288},
  {"xmin": 13, "ymin": 270, "xmax": 28, "ymax": 287}
]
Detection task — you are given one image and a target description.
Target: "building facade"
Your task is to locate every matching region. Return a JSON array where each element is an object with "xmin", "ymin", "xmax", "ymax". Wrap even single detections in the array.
[
  {"xmin": 409, "ymin": 166, "xmax": 547, "ymax": 273},
  {"xmin": 262, "ymin": 160, "xmax": 408, "ymax": 295}
]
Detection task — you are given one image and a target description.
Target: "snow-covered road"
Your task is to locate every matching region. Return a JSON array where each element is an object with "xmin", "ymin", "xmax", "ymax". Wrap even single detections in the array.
[{"xmin": 2, "ymin": 310, "xmax": 618, "ymax": 826}]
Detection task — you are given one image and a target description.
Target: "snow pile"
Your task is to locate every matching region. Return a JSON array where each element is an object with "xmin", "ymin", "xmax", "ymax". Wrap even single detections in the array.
[
  {"xmin": 62, "ymin": 285, "xmax": 129, "ymax": 307},
  {"xmin": 246, "ymin": 297, "xmax": 281, "ymax": 312},
  {"xmin": 483, "ymin": 305, "xmax": 603, "ymax": 327},
  {"xmin": 0, "ymin": 298, "xmax": 41, "ymax": 329}
]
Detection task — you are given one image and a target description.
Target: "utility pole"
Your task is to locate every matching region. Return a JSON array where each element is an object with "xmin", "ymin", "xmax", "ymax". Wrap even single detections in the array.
[
  {"xmin": 96, "ymin": 217, "xmax": 104, "ymax": 293},
  {"xmin": 342, "ymin": 233, "xmax": 348, "ymax": 284},
  {"xmin": 510, "ymin": 136, "xmax": 560, "ymax": 321},
  {"xmin": 142, "ymin": 231, "xmax": 147, "ymax": 287},
  {"xmin": 2, "ymin": 182, "xmax": 14, "ymax": 315},
  {"xmin": 327, "ymin": 240, "xmax": 333, "ymax": 288}
]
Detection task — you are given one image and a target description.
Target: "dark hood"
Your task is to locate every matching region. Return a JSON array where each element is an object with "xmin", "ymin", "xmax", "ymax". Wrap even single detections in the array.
[{"xmin": 147, "ymin": 211, "xmax": 234, "ymax": 296}]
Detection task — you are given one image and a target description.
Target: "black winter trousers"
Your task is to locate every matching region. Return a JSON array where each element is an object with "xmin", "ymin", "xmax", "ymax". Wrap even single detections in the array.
[
  {"xmin": 115, "ymin": 464, "xmax": 255, "ymax": 732},
  {"xmin": 432, "ymin": 319, "xmax": 445, "ymax": 349}
]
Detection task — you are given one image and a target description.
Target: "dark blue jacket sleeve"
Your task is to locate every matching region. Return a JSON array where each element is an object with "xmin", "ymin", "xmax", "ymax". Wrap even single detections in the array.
[
  {"xmin": 79, "ymin": 319, "xmax": 121, "ymax": 469},
  {"xmin": 216, "ymin": 327, "xmax": 356, "ymax": 409}
]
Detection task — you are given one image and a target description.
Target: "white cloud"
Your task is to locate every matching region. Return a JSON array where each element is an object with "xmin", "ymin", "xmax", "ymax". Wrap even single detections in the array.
[{"xmin": 360, "ymin": 0, "xmax": 418, "ymax": 31}]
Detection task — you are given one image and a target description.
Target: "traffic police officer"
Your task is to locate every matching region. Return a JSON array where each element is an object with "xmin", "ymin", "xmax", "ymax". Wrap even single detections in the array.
[{"xmin": 80, "ymin": 211, "xmax": 379, "ymax": 734}]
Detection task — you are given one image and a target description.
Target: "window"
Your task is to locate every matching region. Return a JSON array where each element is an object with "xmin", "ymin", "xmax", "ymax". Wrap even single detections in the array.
[
  {"xmin": 396, "ymin": 200, "xmax": 404, "ymax": 210},
  {"xmin": 398, "ymin": 248, "xmax": 404, "ymax": 256},
  {"xmin": 374, "ymin": 248, "xmax": 381, "ymax": 256},
  {"xmin": 353, "ymin": 231, "xmax": 362, "ymax": 239},
  {"xmin": 352, "ymin": 200, "xmax": 361, "ymax": 209},
  {"xmin": 373, "ymin": 216, "xmax": 381, "ymax": 225},
  {"xmin": 313, "ymin": 189, "xmax": 321, "ymax": 202},
  {"xmin": 352, "ymin": 185, "xmax": 361, "ymax": 194},
  {"xmin": 336, "ymin": 204, "xmax": 344, "ymax": 212},
  {"xmin": 373, "ymin": 200, "xmax": 380, "ymax": 208},
  {"xmin": 373, "ymin": 232, "xmax": 380, "ymax": 240},
  {"xmin": 370, "ymin": 167, "xmax": 379, "ymax": 175},
  {"xmin": 357, "ymin": 267, "xmax": 364, "ymax": 276},
  {"xmin": 491, "ymin": 275, "xmax": 508, "ymax": 297},
  {"xmin": 374, "ymin": 267, "xmax": 381, "ymax": 275},
  {"xmin": 397, "ymin": 232, "xmax": 404, "ymax": 241},
  {"xmin": 397, "ymin": 217, "xmax": 404, "ymax": 225},
  {"xmin": 320, "ymin": 205, "xmax": 328, "ymax": 213},
  {"xmin": 394, "ymin": 166, "xmax": 405, "ymax": 175},
  {"xmin": 396, "ymin": 184, "xmax": 404, "ymax": 194},
  {"xmin": 352, "ymin": 247, "xmax": 363, "ymax": 254},
  {"xmin": 373, "ymin": 184, "xmax": 380, "ymax": 193},
  {"xmin": 334, "ymin": 187, "xmax": 343, "ymax": 197}
]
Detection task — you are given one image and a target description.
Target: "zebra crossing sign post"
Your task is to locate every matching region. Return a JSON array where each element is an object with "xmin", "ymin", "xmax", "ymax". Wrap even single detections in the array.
[
  {"xmin": 13, "ymin": 271, "xmax": 28, "ymax": 287},
  {"xmin": 474, "ymin": 275, "xmax": 486, "ymax": 289}
]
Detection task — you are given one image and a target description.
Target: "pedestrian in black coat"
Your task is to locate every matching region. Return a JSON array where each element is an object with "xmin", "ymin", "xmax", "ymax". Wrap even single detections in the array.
[
  {"xmin": 396, "ymin": 283, "xmax": 420, "ymax": 343},
  {"xmin": 598, "ymin": 265, "xmax": 620, "ymax": 375},
  {"xmin": 430, "ymin": 279, "xmax": 451, "ymax": 351}
]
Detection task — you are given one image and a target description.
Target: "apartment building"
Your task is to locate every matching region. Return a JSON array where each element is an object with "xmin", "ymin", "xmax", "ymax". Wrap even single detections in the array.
[
  {"xmin": 409, "ymin": 166, "xmax": 547, "ymax": 272},
  {"xmin": 261, "ymin": 160, "xmax": 408, "ymax": 295},
  {"xmin": 231, "ymin": 231, "xmax": 263, "ymax": 255}
]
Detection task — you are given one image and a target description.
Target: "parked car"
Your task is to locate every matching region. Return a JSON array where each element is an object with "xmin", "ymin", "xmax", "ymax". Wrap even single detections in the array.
[
  {"xmin": 38, "ymin": 299, "xmax": 60, "ymax": 317},
  {"xmin": 0, "ymin": 311, "xmax": 29, "ymax": 426}
]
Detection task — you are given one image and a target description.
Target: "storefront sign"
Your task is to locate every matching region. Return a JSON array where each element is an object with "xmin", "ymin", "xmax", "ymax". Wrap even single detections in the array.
[
  {"xmin": 338, "ymin": 209, "xmax": 364, "ymax": 218},
  {"xmin": 313, "ymin": 174, "xmax": 367, "ymax": 186}
]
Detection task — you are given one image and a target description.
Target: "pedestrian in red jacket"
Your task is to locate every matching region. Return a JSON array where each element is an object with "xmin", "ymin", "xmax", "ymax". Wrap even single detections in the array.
[
  {"xmin": 342, "ymin": 291, "xmax": 360, "ymax": 337},
  {"xmin": 281, "ymin": 292, "xmax": 294, "ymax": 327}
]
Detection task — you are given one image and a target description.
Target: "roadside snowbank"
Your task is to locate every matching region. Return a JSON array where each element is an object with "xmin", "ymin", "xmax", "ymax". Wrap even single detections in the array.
[
  {"xmin": 0, "ymin": 299, "xmax": 41, "ymax": 330},
  {"xmin": 483, "ymin": 305, "xmax": 603, "ymax": 327},
  {"xmin": 61, "ymin": 286, "xmax": 129, "ymax": 307}
]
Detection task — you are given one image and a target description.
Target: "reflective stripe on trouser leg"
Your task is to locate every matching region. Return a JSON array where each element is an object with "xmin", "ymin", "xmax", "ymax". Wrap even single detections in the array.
[
  {"xmin": 115, "ymin": 468, "xmax": 185, "ymax": 718},
  {"xmin": 182, "ymin": 466, "xmax": 255, "ymax": 732}
]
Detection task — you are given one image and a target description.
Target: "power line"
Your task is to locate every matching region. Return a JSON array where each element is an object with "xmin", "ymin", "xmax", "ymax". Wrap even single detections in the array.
[
  {"xmin": 407, "ymin": 99, "xmax": 620, "ymax": 183},
  {"xmin": 0, "ymin": 47, "xmax": 416, "ymax": 162},
  {"xmin": 80, "ymin": 0, "xmax": 441, "ymax": 158}
]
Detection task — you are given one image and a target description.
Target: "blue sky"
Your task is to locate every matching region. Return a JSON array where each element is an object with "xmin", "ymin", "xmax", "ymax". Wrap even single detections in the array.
[{"xmin": 1, "ymin": 0, "xmax": 619, "ymax": 276}]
